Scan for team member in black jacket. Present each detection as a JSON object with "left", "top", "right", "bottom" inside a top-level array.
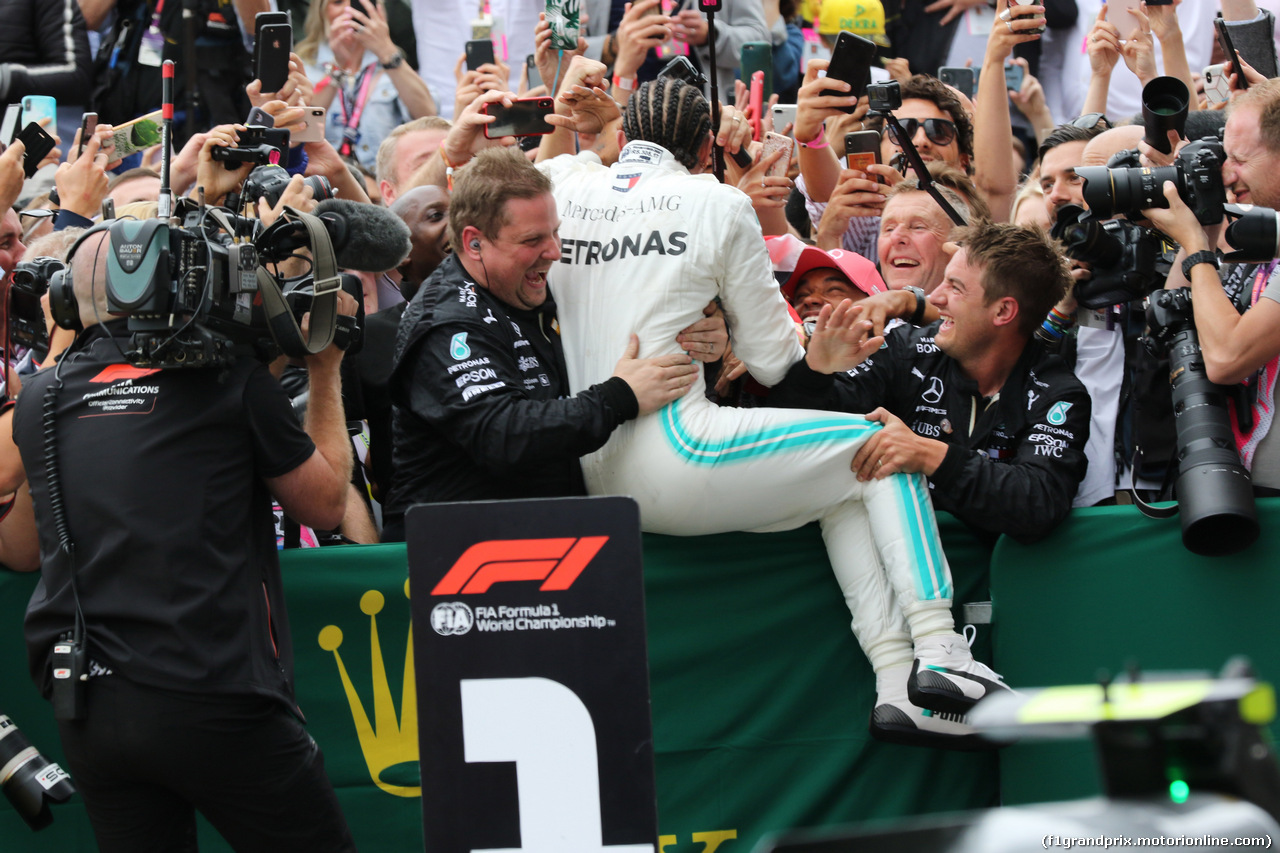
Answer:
[
  {"left": 382, "top": 148, "right": 716, "bottom": 541},
  {"left": 771, "top": 220, "right": 1091, "bottom": 543}
]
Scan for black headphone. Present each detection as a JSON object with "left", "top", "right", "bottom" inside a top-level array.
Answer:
[{"left": 470, "top": 239, "right": 480, "bottom": 250}]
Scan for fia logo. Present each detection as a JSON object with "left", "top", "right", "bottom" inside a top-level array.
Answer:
[
  {"left": 1047, "top": 401, "right": 1073, "bottom": 425},
  {"left": 450, "top": 333, "right": 471, "bottom": 360},
  {"left": 431, "top": 601, "right": 475, "bottom": 636}
]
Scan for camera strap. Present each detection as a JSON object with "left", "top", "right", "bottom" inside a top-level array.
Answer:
[
  {"left": 1127, "top": 444, "right": 1178, "bottom": 519},
  {"left": 254, "top": 208, "right": 340, "bottom": 358}
]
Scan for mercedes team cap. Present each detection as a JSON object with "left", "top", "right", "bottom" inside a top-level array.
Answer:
[{"left": 782, "top": 246, "right": 887, "bottom": 302}]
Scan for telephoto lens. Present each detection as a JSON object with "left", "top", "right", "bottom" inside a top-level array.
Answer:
[
  {"left": 1077, "top": 163, "right": 1176, "bottom": 219},
  {"left": 0, "top": 714, "right": 76, "bottom": 831},
  {"left": 1222, "top": 203, "right": 1280, "bottom": 263},
  {"left": 1145, "top": 290, "right": 1259, "bottom": 556},
  {"left": 1142, "top": 76, "right": 1190, "bottom": 155}
]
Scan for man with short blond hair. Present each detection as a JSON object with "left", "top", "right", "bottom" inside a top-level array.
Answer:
[{"left": 375, "top": 115, "right": 452, "bottom": 203}]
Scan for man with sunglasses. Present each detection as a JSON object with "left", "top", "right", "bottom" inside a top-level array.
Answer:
[{"left": 796, "top": 69, "right": 973, "bottom": 269}]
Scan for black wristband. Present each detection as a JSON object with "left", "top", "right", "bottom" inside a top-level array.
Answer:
[
  {"left": 1181, "top": 250, "right": 1219, "bottom": 280},
  {"left": 904, "top": 286, "right": 926, "bottom": 325}
]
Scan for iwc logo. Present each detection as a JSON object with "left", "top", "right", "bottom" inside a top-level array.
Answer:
[{"left": 431, "top": 601, "right": 474, "bottom": 635}]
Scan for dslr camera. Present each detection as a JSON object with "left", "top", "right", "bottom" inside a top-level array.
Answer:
[
  {"left": 9, "top": 256, "right": 63, "bottom": 356},
  {"left": 1051, "top": 204, "right": 1178, "bottom": 309},
  {"left": 1075, "top": 137, "right": 1228, "bottom": 226}
]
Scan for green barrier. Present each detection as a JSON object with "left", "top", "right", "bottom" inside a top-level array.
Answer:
[
  {"left": 0, "top": 516, "right": 997, "bottom": 851},
  {"left": 993, "top": 498, "right": 1280, "bottom": 807}
]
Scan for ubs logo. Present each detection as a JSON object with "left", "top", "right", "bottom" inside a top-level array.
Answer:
[{"left": 922, "top": 376, "right": 944, "bottom": 404}]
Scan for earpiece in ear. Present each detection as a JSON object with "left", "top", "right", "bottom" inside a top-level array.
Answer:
[{"left": 470, "top": 240, "right": 481, "bottom": 250}]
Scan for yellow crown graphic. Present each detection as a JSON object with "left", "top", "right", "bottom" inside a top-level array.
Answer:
[{"left": 318, "top": 579, "right": 421, "bottom": 798}]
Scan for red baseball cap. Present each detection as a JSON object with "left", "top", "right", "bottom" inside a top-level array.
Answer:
[{"left": 782, "top": 247, "right": 887, "bottom": 303}]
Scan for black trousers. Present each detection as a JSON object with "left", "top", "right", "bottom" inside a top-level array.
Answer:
[{"left": 56, "top": 677, "right": 357, "bottom": 853}]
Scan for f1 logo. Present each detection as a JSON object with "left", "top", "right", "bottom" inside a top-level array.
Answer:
[{"left": 431, "top": 537, "right": 609, "bottom": 595}]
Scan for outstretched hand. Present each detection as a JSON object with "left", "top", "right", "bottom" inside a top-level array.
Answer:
[{"left": 803, "top": 299, "right": 884, "bottom": 375}]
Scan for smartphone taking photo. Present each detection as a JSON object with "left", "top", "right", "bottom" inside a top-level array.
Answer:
[
  {"left": 466, "top": 38, "right": 496, "bottom": 71},
  {"left": 255, "top": 22, "right": 293, "bottom": 92},
  {"left": 821, "top": 32, "right": 877, "bottom": 112},
  {"left": 844, "top": 130, "right": 880, "bottom": 172},
  {"left": 482, "top": 98, "right": 555, "bottom": 138},
  {"left": 76, "top": 112, "right": 98, "bottom": 160}
]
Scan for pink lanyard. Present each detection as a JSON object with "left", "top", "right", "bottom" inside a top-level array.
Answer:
[
  {"left": 337, "top": 63, "right": 378, "bottom": 148},
  {"left": 1251, "top": 260, "right": 1278, "bottom": 308}
]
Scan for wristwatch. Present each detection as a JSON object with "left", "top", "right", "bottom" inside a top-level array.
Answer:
[
  {"left": 1181, "top": 250, "right": 1219, "bottom": 280},
  {"left": 380, "top": 48, "right": 405, "bottom": 70},
  {"left": 903, "top": 286, "right": 927, "bottom": 325}
]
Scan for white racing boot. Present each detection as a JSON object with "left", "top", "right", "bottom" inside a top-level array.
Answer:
[
  {"left": 869, "top": 663, "right": 996, "bottom": 751},
  {"left": 909, "top": 632, "right": 1011, "bottom": 715}
]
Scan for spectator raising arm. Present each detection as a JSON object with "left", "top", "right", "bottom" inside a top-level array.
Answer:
[
  {"left": 1008, "top": 58, "right": 1056, "bottom": 145},
  {"left": 793, "top": 59, "right": 860, "bottom": 206},
  {"left": 1141, "top": 4, "right": 1196, "bottom": 109},
  {"left": 610, "top": 0, "right": 673, "bottom": 103},
  {"left": 1081, "top": 6, "right": 1123, "bottom": 117},
  {"left": 304, "top": 137, "right": 372, "bottom": 204},
  {"left": 347, "top": 0, "right": 436, "bottom": 119},
  {"left": 533, "top": 12, "right": 589, "bottom": 102},
  {"left": 973, "top": 0, "right": 1045, "bottom": 223},
  {"left": 539, "top": 57, "right": 616, "bottom": 163}
]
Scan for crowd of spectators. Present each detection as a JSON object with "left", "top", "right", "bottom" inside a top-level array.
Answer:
[{"left": 3, "top": 0, "right": 1280, "bottom": 844}]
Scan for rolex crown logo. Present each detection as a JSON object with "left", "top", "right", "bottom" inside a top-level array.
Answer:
[{"left": 318, "top": 579, "right": 420, "bottom": 797}]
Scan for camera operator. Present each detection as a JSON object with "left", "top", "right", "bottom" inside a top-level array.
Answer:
[
  {"left": 1141, "top": 79, "right": 1280, "bottom": 492},
  {"left": 6, "top": 221, "right": 361, "bottom": 850}
]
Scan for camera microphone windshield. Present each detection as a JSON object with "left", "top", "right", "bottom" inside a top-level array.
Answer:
[
  {"left": 311, "top": 198, "right": 412, "bottom": 273},
  {"left": 1142, "top": 76, "right": 1189, "bottom": 155},
  {"left": 257, "top": 198, "right": 412, "bottom": 273},
  {"left": 1222, "top": 203, "right": 1280, "bottom": 263}
]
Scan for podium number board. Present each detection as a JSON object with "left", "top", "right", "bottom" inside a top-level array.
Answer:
[{"left": 407, "top": 496, "right": 658, "bottom": 853}]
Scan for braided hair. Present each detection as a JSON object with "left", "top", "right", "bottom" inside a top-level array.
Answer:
[{"left": 621, "top": 78, "right": 713, "bottom": 171}]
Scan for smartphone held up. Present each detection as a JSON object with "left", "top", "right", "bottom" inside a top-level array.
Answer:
[{"left": 483, "top": 98, "right": 555, "bottom": 138}]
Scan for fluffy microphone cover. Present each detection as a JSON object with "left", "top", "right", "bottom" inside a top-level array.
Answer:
[{"left": 313, "top": 198, "right": 412, "bottom": 273}]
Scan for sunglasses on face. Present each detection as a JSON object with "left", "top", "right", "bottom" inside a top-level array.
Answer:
[{"left": 885, "top": 117, "right": 958, "bottom": 148}]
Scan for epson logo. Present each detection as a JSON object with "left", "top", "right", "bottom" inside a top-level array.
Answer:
[{"left": 455, "top": 368, "right": 498, "bottom": 387}]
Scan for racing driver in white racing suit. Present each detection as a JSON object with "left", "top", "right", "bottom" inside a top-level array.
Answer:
[{"left": 541, "top": 77, "right": 1010, "bottom": 748}]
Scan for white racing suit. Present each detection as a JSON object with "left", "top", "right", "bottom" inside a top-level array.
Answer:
[{"left": 541, "top": 144, "right": 961, "bottom": 678}]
